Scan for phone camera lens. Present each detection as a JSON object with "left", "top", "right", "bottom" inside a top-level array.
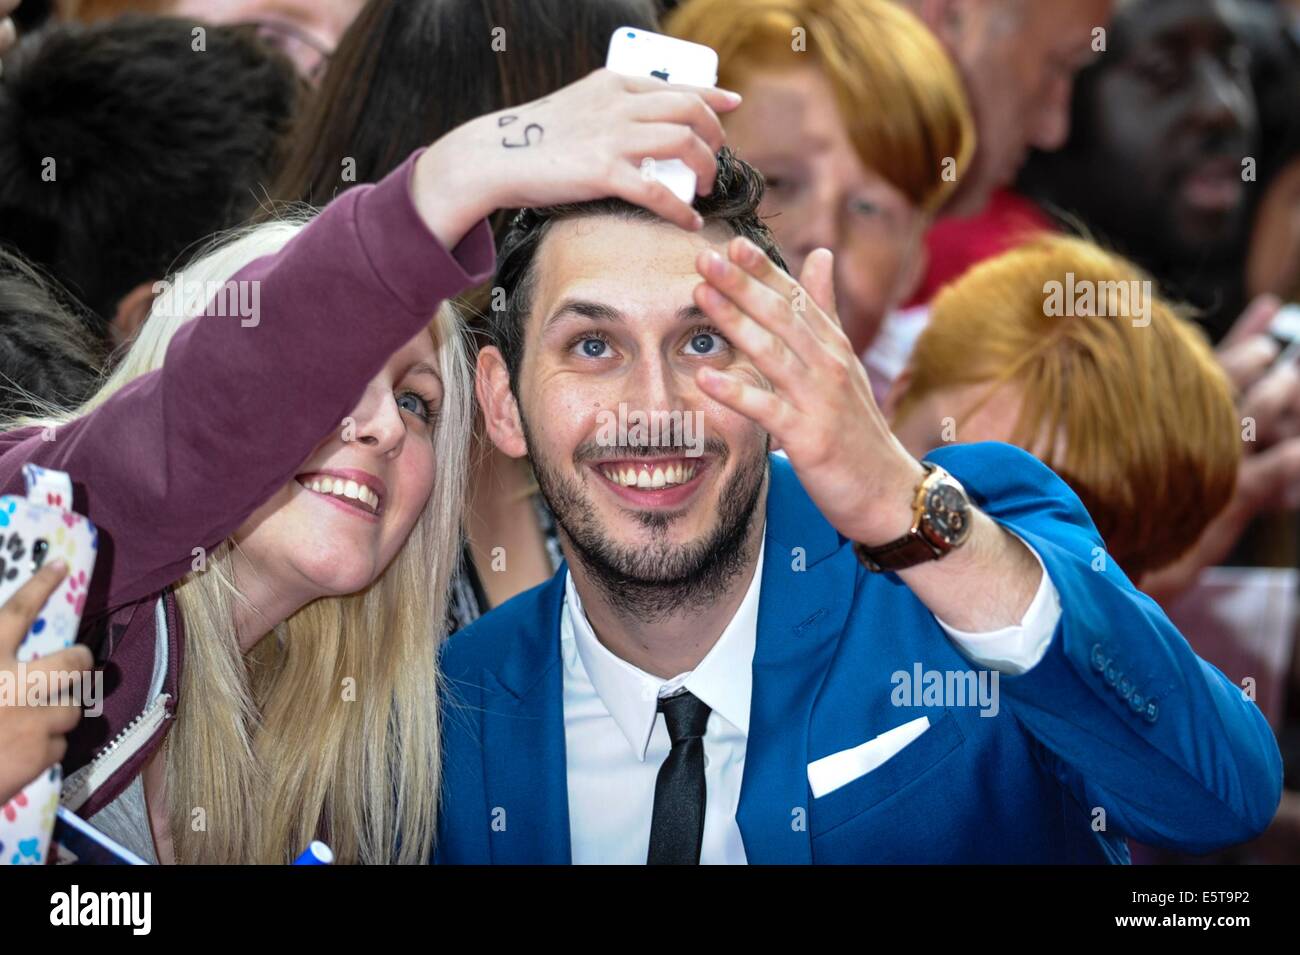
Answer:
[{"left": 31, "top": 539, "right": 49, "bottom": 571}]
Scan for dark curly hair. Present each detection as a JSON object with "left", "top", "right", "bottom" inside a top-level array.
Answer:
[
  {"left": 0, "top": 15, "right": 299, "bottom": 330},
  {"left": 491, "top": 146, "right": 785, "bottom": 393}
]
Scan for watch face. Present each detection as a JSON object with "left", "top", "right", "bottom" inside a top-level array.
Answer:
[{"left": 924, "top": 483, "right": 971, "bottom": 546}]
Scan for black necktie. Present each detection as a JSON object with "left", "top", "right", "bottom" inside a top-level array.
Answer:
[{"left": 647, "top": 689, "right": 712, "bottom": 865}]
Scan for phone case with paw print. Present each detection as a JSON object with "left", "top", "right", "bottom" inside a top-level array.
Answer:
[{"left": 0, "top": 464, "right": 98, "bottom": 865}]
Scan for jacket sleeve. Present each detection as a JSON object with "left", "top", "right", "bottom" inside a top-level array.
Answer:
[
  {"left": 929, "top": 442, "right": 1284, "bottom": 854},
  {"left": 0, "top": 149, "right": 495, "bottom": 619}
]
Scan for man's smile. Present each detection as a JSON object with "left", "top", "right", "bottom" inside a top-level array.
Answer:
[{"left": 589, "top": 455, "right": 711, "bottom": 509}]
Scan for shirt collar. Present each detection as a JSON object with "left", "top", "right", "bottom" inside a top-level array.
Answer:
[{"left": 564, "top": 534, "right": 765, "bottom": 762}]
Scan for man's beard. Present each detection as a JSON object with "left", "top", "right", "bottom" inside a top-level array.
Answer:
[{"left": 522, "top": 418, "right": 768, "bottom": 621}]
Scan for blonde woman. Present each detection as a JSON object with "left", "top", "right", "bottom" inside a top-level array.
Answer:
[{"left": 0, "top": 68, "right": 741, "bottom": 862}]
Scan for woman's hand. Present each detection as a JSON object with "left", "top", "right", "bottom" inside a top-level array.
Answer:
[
  {"left": 0, "top": 560, "right": 91, "bottom": 804},
  {"left": 413, "top": 68, "right": 742, "bottom": 248}
]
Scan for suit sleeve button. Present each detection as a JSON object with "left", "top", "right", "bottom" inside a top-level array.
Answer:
[{"left": 1144, "top": 701, "right": 1159, "bottom": 723}]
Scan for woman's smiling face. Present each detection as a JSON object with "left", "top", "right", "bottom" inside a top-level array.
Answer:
[{"left": 233, "top": 327, "right": 443, "bottom": 600}]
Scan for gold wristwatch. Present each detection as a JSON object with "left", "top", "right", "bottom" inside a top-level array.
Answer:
[{"left": 853, "top": 463, "right": 973, "bottom": 573}]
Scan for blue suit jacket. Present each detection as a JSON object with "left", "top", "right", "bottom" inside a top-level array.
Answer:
[{"left": 436, "top": 443, "right": 1282, "bottom": 863}]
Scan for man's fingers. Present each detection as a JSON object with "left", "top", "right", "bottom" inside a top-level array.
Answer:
[
  {"left": 693, "top": 274, "right": 808, "bottom": 395},
  {"left": 0, "top": 560, "right": 68, "bottom": 658},
  {"left": 695, "top": 367, "right": 793, "bottom": 439},
  {"left": 697, "top": 247, "right": 824, "bottom": 377},
  {"left": 796, "top": 248, "right": 850, "bottom": 343}
]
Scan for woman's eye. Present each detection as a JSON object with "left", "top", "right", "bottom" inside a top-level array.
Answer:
[
  {"left": 849, "top": 197, "right": 882, "bottom": 218},
  {"left": 396, "top": 391, "right": 434, "bottom": 422},
  {"left": 685, "top": 331, "right": 726, "bottom": 356}
]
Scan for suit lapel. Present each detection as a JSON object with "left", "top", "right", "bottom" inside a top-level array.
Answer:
[
  {"left": 737, "top": 456, "right": 855, "bottom": 864},
  {"left": 480, "top": 570, "right": 572, "bottom": 864}
]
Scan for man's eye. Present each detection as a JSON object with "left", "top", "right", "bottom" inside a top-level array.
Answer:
[
  {"left": 1137, "top": 54, "right": 1181, "bottom": 89},
  {"left": 685, "top": 330, "right": 727, "bottom": 356},
  {"left": 574, "top": 336, "right": 613, "bottom": 358}
]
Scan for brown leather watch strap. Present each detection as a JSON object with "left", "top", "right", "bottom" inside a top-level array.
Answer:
[{"left": 853, "top": 534, "right": 942, "bottom": 573}]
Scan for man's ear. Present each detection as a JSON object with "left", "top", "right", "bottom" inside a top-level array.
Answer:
[
  {"left": 476, "top": 346, "right": 528, "bottom": 458},
  {"left": 111, "top": 280, "right": 158, "bottom": 346}
]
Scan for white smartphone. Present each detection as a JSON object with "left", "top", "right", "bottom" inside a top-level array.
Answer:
[{"left": 605, "top": 26, "right": 720, "bottom": 203}]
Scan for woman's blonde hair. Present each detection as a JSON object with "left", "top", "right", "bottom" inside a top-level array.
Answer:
[
  {"left": 667, "top": 0, "right": 975, "bottom": 214},
  {"left": 19, "top": 218, "right": 472, "bottom": 863},
  {"left": 893, "top": 234, "right": 1240, "bottom": 580}
]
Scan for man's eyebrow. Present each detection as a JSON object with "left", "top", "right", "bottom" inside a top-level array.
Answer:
[
  {"left": 543, "top": 299, "right": 708, "bottom": 331},
  {"left": 543, "top": 298, "right": 624, "bottom": 331}
]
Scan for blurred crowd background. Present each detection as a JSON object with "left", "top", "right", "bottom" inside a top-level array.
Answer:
[{"left": 2, "top": 0, "right": 1299, "bottom": 863}]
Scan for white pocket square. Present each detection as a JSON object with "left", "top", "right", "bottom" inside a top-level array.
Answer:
[{"left": 807, "top": 716, "right": 931, "bottom": 798}]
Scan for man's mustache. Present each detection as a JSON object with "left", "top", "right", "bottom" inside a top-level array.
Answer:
[{"left": 573, "top": 436, "right": 730, "bottom": 464}]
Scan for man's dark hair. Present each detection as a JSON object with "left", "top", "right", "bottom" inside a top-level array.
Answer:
[
  {"left": 0, "top": 15, "right": 299, "bottom": 331},
  {"left": 491, "top": 147, "right": 786, "bottom": 393},
  {"left": 0, "top": 249, "right": 108, "bottom": 422}
]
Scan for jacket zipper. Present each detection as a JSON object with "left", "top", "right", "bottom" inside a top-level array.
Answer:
[{"left": 61, "top": 692, "right": 171, "bottom": 812}]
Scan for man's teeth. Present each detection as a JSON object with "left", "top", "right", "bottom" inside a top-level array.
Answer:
[
  {"left": 599, "top": 463, "right": 697, "bottom": 488},
  {"left": 305, "top": 476, "right": 380, "bottom": 512}
]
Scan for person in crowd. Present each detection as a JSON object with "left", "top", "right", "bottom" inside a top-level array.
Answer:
[
  {"left": 0, "top": 249, "right": 107, "bottom": 420},
  {"left": 0, "top": 68, "right": 739, "bottom": 862},
  {"left": 272, "top": 0, "right": 660, "bottom": 626},
  {"left": 1241, "top": 0, "right": 1300, "bottom": 304},
  {"left": 896, "top": 0, "right": 1113, "bottom": 304},
  {"left": 886, "top": 234, "right": 1240, "bottom": 586},
  {"left": 171, "top": 0, "right": 365, "bottom": 82},
  {"left": 1019, "top": 0, "right": 1258, "bottom": 342},
  {"left": 667, "top": 0, "right": 973, "bottom": 373},
  {"left": 434, "top": 148, "right": 1281, "bottom": 864},
  {"left": 0, "top": 15, "right": 299, "bottom": 347}
]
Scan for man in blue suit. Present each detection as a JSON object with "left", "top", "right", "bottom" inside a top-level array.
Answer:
[{"left": 438, "top": 149, "right": 1282, "bottom": 864}]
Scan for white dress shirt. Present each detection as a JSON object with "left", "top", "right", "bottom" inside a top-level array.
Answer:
[{"left": 560, "top": 529, "right": 1061, "bottom": 864}]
